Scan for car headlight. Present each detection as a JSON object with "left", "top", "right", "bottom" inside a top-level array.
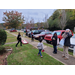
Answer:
[{"left": 36, "top": 36, "right": 39, "bottom": 37}]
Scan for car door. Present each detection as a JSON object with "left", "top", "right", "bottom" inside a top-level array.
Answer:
[
  {"left": 58, "top": 32, "right": 65, "bottom": 40},
  {"left": 70, "top": 30, "right": 74, "bottom": 36}
]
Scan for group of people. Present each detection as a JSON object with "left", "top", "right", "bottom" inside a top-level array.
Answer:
[
  {"left": 36, "top": 28, "right": 72, "bottom": 59},
  {"left": 15, "top": 29, "right": 72, "bottom": 59},
  {"left": 51, "top": 29, "right": 72, "bottom": 60}
]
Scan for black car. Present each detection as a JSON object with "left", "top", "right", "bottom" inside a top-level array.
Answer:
[{"left": 28, "top": 30, "right": 45, "bottom": 38}]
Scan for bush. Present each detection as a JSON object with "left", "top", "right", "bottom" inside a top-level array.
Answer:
[
  {"left": 0, "top": 45, "right": 6, "bottom": 55},
  {"left": 0, "top": 45, "right": 5, "bottom": 51},
  {"left": 0, "top": 29, "right": 7, "bottom": 45}
]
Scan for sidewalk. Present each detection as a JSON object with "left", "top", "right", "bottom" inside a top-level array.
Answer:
[{"left": 7, "top": 31, "right": 75, "bottom": 65}]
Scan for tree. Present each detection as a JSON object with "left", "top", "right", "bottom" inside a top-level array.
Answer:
[
  {"left": 64, "top": 19, "right": 75, "bottom": 31},
  {"left": 30, "top": 17, "right": 34, "bottom": 27},
  {"left": 65, "top": 9, "right": 75, "bottom": 31},
  {"left": 43, "top": 14, "right": 49, "bottom": 28},
  {"left": 59, "top": 9, "right": 67, "bottom": 30},
  {"left": 3, "top": 11, "right": 25, "bottom": 29},
  {"left": 70, "top": 9, "right": 75, "bottom": 20},
  {"left": 47, "top": 9, "right": 75, "bottom": 30},
  {"left": 25, "top": 16, "right": 31, "bottom": 29},
  {"left": 47, "top": 10, "right": 60, "bottom": 31},
  {"left": 52, "top": 10, "right": 59, "bottom": 20}
]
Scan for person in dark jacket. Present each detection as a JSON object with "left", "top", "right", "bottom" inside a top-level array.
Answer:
[
  {"left": 31, "top": 32, "right": 34, "bottom": 41},
  {"left": 52, "top": 32, "right": 57, "bottom": 54},
  {"left": 16, "top": 32, "right": 22, "bottom": 47},
  {"left": 62, "top": 29, "right": 72, "bottom": 60},
  {"left": 26, "top": 29, "right": 27, "bottom": 36}
]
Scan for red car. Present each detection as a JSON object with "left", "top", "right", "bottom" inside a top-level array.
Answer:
[
  {"left": 10, "top": 29, "right": 17, "bottom": 32},
  {"left": 44, "top": 30, "right": 73, "bottom": 43},
  {"left": 34, "top": 31, "right": 52, "bottom": 40}
]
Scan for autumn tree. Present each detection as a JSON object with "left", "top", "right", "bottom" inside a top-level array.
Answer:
[
  {"left": 30, "top": 17, "right": 34, "bottom": 27},
  {"left": 3, "top": 11, "right": 25, "bottom": 29}
]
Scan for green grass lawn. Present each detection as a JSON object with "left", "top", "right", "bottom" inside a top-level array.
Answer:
[
  {"left": 11, "top": 32, "right": 24, "bottom": 37},
  {"left": 5, "top": 43, "right": 64, "bottom": 65},
  {"left": 6, "top": 32, "right": 17, "bottom": 43}
]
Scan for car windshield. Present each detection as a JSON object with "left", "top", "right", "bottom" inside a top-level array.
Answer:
[
  {"left": 32, "top": 30, "right": 38, "bottom": 32},
  {"left": 52, "top": 31, "right": 61, "bottom": 35},
  {"left": 40, "top": 32, "right": 46, "bottom": 34},
  {"left": 32, "top": 30, "right": 35, "bottom": 32}
]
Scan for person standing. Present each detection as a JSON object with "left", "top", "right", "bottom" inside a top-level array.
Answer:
[
  {"left": 62, "top": 29, "right": 72, "bottom": 60},
  {"left": 16, "top": 32, "right": 22, "bottom": 47},
  {"left": 26, "top": 29, "right": 27, "bottom": 36},
  {"left": 52, "top": 32, "right": 58, "bottom": 54},
  {"left": 31, "top": 32, "right": 34, "bottom": 41}
]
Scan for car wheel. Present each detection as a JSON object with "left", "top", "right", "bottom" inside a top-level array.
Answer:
[{"left": 46, "top": 40, "right": 51, "bottom": 44}]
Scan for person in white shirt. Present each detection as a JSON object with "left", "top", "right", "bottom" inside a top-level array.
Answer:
[{"left": 37, "top": 40, "right": 44, "bottom": 58}]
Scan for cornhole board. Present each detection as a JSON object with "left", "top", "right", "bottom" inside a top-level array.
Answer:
[{"left": 22, "top": 40, "right": 28, "bottom": 44}]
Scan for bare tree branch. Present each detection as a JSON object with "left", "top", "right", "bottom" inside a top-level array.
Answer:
[{"left": 59, "top": 9, "right": 67, "bottom": 30}]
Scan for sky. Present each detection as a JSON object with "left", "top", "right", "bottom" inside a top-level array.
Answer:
[{"left": 0, "top": 9, "right": 55, "bottom": 23}]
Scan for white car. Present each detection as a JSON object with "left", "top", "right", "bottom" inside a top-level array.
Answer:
[{"left": 69, "top": 34, "right": 75, "bottom": 50}]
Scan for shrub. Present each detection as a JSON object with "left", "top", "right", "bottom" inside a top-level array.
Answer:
[
  {"left": 0, "top": 45, "right": 5, "bottom": 51},
  {"left": 0, "top": 45, "right": 6, "bottom": 55},
  {"left": 0, "top": 29, "right": 7, "bottom": 45}
]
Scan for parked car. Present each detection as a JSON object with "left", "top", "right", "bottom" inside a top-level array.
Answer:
[
  {"left": 28, "top": 30, "right": 45, "bottom": 38},
  {"left": 69, "top": 34, "right": 75, "bottom": 50},
  {"left": 10, "top": 28, "right": 17, "bottom": 32},
  {"left": 44, "top": 30, "right": 73, "bottom": 43},
  {"left": 34, "top": 31, "right": 52, "bottom": 40}
]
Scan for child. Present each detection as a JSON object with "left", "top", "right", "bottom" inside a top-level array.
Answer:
[
  {"left": 37, "top": 40, "right": 44, "bottom": 57},
  {"left": 16, "top": 32, "right": 22, "bottom": 47},
  {"left": 52, "top": 32, "right": 57, "bottom": 54}
]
